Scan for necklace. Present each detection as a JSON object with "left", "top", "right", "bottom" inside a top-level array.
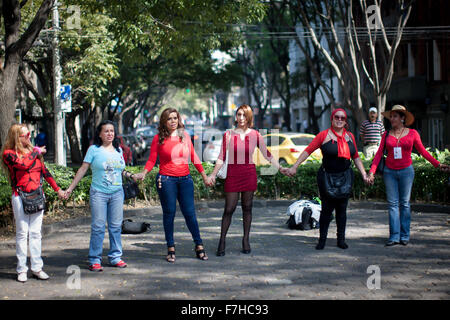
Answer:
[{"left": 392, "top": 127, "right": 405, "bottom": 147}]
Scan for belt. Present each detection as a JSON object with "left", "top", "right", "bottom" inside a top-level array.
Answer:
[{"left": 364, "top": 143, "right": 379, "bottom": 146}]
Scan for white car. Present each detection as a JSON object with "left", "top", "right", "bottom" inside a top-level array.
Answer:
[{"left": 202, "top": 130, "right": 224, "bottom": 163}]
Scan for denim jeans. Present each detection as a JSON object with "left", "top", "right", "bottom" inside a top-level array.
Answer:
[
  {"left": 156, "top": 174, "right": 203, "bottom": 247},
  {"left": 89, "top": 188, "right": 124, "bottom": 265},
  {"left": 12, "top": 195, "right": 44, "bottom": 274},
  {"left": 383, "top": 165, "right": 415, "bottom": 242}
]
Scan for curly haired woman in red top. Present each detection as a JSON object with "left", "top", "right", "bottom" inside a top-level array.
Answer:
[
  {"left": 1, "top": 124, "right": 64, "bottom": 283},
  {"left": 282, "top": 109, "right": 370, "bottom": 250},
  {"left": 134, "top": 108, "right": 210, "bottom": 263}
]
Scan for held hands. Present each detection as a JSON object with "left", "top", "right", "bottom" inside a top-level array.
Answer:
[
  {"left": 365, "top": 172, "right": 375, "bottom": 185},
  {"left": 61, "top": 188, "right": 73, "bottom": 200},
  {"left": 133, "top": 172, "right": 146, "bottom": 181},
  {"left": 280, "top": 166, "right": 297, "bottom": 177},
  {"left": 439, "top": 163, "right": 450, "bottom": 172},
  {"left": 57, "top": 189, "right": 66, "bottom": 199},
  {"left": 203, "top": 174, "right": 216, "bottom": 187}
]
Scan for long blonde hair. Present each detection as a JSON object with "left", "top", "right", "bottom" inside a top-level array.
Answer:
[{"left": 1, "top": 124, "right": 39, "bottom": 182}]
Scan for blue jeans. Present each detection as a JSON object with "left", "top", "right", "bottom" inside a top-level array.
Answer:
[
  {"left": 156, "top": 174, "right": 203, "bottom": 247},
  {"left": 89, "top": 188, "right": 124, "bottom": 265},
  {"left": 383, "top": 165, "right": 415, "bottom": 242}
]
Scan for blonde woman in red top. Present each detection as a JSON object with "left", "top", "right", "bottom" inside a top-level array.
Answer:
[
  {"left": 208, "top": 105, "right": 281, "bottom": 256},
  {"left": 135, "top": 108, "right": 210, "bottom": 263},
  {"left": 1, "top": 124, "right": 65, "bottom": 282},
  {"left": 369, "top": 105, "right": 449, "bottom": 246}
]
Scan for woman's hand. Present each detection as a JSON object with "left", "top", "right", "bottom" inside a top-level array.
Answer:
[
  {"left": 366, "top": 172, "right": 375, "bottom": 185},
  {"left": 208, "top": 174, "right": 216, "bottom": 186},
  {"left": 282, "top": 166, "right": 297, "bottom": 177},
  {"left": 57, "top": 189, "right": 66, "bottom": 199},
  {"left": 439, "top": 163, "right": 450, "bottom": 172},
  {"left": 64, "top": 188, "right": 73, "bottom": 200},
  {"left": 133, "top": 172, "right": 146, "bottom": 181}
]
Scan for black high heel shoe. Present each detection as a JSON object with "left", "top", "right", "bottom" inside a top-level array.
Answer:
[
  {"left": 241, "top": 239, "right": 251, "bottom": 254},
  {"left": 216, "top": 239, "right": 226, "bottom": 256}
]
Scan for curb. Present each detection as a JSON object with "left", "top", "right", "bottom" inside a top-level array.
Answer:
[{"left": 0, "top": 200, "right": 448, "bottom": 249}]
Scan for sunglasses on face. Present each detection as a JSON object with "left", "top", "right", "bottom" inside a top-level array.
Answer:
[
  {"left": 20, "top": 132, "right": 31, "bottom": 139},
  {"left": 334, "top": 115, "right": 346, "bottom": 121}
]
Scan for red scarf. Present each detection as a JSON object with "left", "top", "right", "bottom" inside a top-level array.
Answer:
[{"left": 330, "top": 108, "right": 350, "bottom": 159}]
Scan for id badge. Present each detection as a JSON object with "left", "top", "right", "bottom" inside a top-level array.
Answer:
[{"left": 393, "top": 147, "right": 402, "bottom": 159}]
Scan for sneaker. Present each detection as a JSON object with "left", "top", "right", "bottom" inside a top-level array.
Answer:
[
  {"left": 89, "top": 263, "right": 103, "bottom": 272},
  {"left": 17, "top": 272, "right": 27, "bottom": 283},
  {"left": 32, "top": 270, "right": 49, "bottom": 280},
  {"left": 111, "top": 260, "right": 127, "bottom": 268}
]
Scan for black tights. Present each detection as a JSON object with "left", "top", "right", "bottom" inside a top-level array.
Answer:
[{"left": 217, "top": 191, "right": 254, "bottom": 251}]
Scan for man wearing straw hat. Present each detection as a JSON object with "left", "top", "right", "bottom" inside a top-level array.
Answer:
[{"left": 359, "top": 107, "right": 385, "bottom": 159}]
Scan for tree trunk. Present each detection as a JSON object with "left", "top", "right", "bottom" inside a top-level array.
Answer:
[
  {"left": 0, "top": 0, "right": 55, "bottom": 145},
  {"left": 0, "top": 64, "right": 20, "bottom": 144},
  {"left": 65, "top": 112, "right": 83, "bottom": 164}
]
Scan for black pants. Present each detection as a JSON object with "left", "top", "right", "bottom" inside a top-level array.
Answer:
[{"left": 317, "top": 169, "right": 349, "bottom": 241}]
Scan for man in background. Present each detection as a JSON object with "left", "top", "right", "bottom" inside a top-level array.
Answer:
[{"left": 359, "top": 107, "right": 385, "bottom": 159}]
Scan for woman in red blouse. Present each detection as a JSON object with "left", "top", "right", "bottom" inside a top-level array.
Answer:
[
  {"left": 208, "top": 105, "right": 281, "bottom": 256},
  {"left": 1, "top": 124, "right": 64, "bottom": 282},
  {"left": 282, "top": 109, "right": 370, "bottom": 250},
  {"left": 369, "top": 105, "right": 449, "bottom": 246},
  {"left": 135, "top": 108, "right": 210, "bottom": 263}
]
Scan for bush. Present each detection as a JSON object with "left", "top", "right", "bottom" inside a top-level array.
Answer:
[{"left": 0, "top": 152, "right": 448, "bottom": 214}]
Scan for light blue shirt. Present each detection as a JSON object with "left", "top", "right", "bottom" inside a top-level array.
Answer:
[{"left": 83, "top": 145, "right": 125, "bottom": 194}]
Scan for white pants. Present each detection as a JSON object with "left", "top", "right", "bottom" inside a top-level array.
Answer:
[
  {"left": 11, "top": 195, "right": 44, "bottom": 274},
  {"left": 363, "top": 144, "right": 379, "bottom": 159}
]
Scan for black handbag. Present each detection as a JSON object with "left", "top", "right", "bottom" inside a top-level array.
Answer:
[
  {"left": 122, "top": 174, "right": 140, "bottom": 201},
  {"left": 372, "top": 132, "right": 387, "bottom": 176},
  {"left": 18, "top": 186, "right": 46, "bottom": 215},
  {"left": 321, "top": 166, "right": 354, "bottom": 199},
  {"left": 121, "top": 219, "right": 151, "bottom": 234}
]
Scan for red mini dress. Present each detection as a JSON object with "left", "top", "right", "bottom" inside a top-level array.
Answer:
[{"left": 218, "top": 129, "right": 272, "bottom": 193}]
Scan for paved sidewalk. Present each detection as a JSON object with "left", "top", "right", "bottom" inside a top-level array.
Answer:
[{"left": 0, "top": 200, "right": 448, "bottom": 300}]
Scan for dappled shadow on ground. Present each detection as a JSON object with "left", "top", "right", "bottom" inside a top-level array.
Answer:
[{"left": 0, "top": 206, "right": 448, "bottom": 300}]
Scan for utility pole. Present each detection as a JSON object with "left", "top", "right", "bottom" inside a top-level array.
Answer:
[{"left": 52, "top": 0, "right": 66, "bottom": 166}]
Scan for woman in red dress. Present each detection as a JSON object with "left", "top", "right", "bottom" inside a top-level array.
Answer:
[{"left": 209, "top": 105, "right": 281, "bottom": 256}]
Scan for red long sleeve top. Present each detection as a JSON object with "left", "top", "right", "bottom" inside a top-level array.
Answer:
[
  {"left": 218, "top": 129, "right": 272, "bottom": 165},
  {"left": 144, "top": 132, "right": 204, "bottom": 176},
  {"left": 370, "top": 129, "right": 440, "bottom": 174},
  {"left": 3, "top": 149, "right": 60, "bottom": 196}
]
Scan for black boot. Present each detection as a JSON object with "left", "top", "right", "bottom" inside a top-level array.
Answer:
[
  {"left": 316, "top": 238, "right": 326, "bottom": 250},
  {"left": 337, "top": 233, "right": 348, "bottom": 249}
]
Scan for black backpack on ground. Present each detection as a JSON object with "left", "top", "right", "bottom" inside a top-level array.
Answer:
[
  {"left": 286, "top": 207, "right": 318, "bottom": 230},
  {"left": 121, "top": 219, "right": 151, "bottom": 234}
]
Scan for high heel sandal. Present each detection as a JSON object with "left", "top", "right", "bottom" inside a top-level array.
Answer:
[
  {"left": 195, "top": 245, "right": 208, "bottom": 261},
  {"left": 166, "top": 247, "right": 176, "bottom": 263}
]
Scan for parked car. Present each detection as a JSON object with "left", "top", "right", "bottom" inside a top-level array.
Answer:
[
  {"left": 202, "top": 129, "right": 224, "bottom": 163},
  {"left": 253, "top": 132, "right": 322, "bottom": 166},
  {"left": 135, "top": 126, "right": 158, "bottom": 149}
]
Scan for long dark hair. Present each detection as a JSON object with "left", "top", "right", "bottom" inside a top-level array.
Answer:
[
  {"left": 94, "top": 120, "right": 121, "bottom": 152},
  {"left": 158, "top": 108, "right": 185, "bottom": 144}
]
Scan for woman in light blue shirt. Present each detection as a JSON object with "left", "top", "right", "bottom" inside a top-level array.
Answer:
[{"left": 66, "top": 120, "right": 134, "bottom": 271}]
